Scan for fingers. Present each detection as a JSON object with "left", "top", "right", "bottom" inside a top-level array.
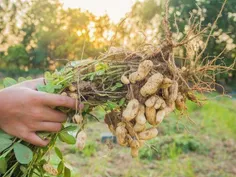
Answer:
[
  {"left": 38, "top": 92, "right": 77, "bottom": 109},
  {"left": 37, "top": 122, "right": 62, "bottom": 132},
  {"left": 22, "top": 78, "right": 45, "bottom": 90},
  {"left": 40, "top": 107, "right": 67, "bottom": 123},
  {"left": 23, "top": 132, "right": 49, "bottom": 147}
]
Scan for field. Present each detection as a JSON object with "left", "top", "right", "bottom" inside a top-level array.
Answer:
[
  {"left": 48, "top": 94, "right": 236, "bottom": 177},
  {"left": 1, "top": 80, "right": 235, "bottom": 177}
]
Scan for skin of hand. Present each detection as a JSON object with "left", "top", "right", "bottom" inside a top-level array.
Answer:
[{"left": 0, "top": 78, "right": 77, "bottom": 147}]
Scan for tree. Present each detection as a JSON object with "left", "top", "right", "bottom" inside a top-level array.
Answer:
[
  {"left": 118, "top": 0, "right": 235, "bottom": 86},
  {"left": 4, "top": 44, "right": 29, "bottom": 69},
  {"left": 0, "top": 0, "right": 113, "bottom": 75}
]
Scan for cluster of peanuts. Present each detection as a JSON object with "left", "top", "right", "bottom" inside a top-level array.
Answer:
[
  {"left": 61, "top": 60, "right": 186, "bottom": 157},
  {"left": 109, "top": 60, "right": 186, "bottom": 157}
]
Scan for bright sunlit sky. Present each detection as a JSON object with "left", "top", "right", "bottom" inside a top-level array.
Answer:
[{"left": 60, "top": 0, "right": 142, "bottom": 23}]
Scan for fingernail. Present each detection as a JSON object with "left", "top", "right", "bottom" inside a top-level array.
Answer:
[{"left": 78, "top": 103, "right": 84, "bottom": 110}]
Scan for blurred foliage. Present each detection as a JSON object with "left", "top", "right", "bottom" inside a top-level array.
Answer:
[
  {"left": 116, "top": 0, "right": 235, "bottom": 87},
  {"left": 0, "top": 0, "right": 112, "bottom": 76},
  {"left": 0, "top": 0, "right": 235, "bottom": 88},
  {"left": 80, "top": 142, "right": 97, "bottom": 157},
  {"left": 139, "top": 135, "right": 208, "bottom": 160}
]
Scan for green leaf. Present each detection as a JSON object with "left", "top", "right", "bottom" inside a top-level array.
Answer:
[
  {"left": 95, "top": 63, "right": 109, "bottom": 71},
  {"left": 37, "top": 83, "right": 62, "bottom": 93},
  {"left": 18, "top": 77, "right": 27, "bottom": 83},
  {"left": 119, "top": 98, "right": 126, "bottom": 106},
  {"left": 58, "top": 132, "right": 76, "bottom": 145},
  {"left": 0, "top": 138, "right": 12, "bottom": 153},
  {"left": 13, "top": 143, "right": 33, "bottom": 164},
  {"left": 0, "top": 130, "right": 13, "bottom": 139},
  {"left": 45, "top": 83, "right": 55, "bottom": 93},
  {"left": 89, "top": 73, "right": 95, "bottom": 81},
  {"left": 96, "top": 69, "right": 105, "bottom": 76},
  {"left": 44, "top": 71, "right": 52, "bottom": 81},
  {"left": 111, "top": 82, "right": 123, "bottom": 91},
  {"left": 54, "top": 147, "right": 63, "bottom": 160},
  {"left": 45, "top": 83, "right": 62, "bottom": 93},
  {"left": 64, "top": 166, "right": 71, "bottom": 177},
  {"left": 61, "top": 125, "right": 78, "bottom": 133},
  {"left": 0, "top": 157, "right": 7, "bottom": 174},
  {"left": 90, "top": 106, "right": 106, "bottom": 120},
  {"left": 57, "top": 161, "right": 64, "bottom": 175},
  {"left": 115, "top": 82, "right": 123, "bottom": 88},
  {"left": 106, "top": 101, "right": 119, "bottom": 110},
  {"left": 36, "top": 85, "right": 47, "bottom": 92},
  {"left": 3, "top": 77, "right": 17, "bottom": 87}
]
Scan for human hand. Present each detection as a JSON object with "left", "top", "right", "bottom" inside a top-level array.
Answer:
[{"left": 0, "top": 78, "right": 76, "bottom": 146}]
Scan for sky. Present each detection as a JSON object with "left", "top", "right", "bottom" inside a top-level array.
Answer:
[{"left": 60, "top": 0, "right": 141, "bottom": 23}]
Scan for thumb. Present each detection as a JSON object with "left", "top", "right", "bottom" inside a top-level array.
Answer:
[{"left": 20, "top": 78, "right": 45, "bottom": 90}]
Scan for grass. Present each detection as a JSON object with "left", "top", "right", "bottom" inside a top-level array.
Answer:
[{"left": 47, "top": 94, "right": 236, "bottom": 177}]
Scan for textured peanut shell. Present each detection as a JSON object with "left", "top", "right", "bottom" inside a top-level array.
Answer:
[
  {"left": 175, "top": 93, "right": 187, "bottom": 111},
  {"left": 73, "top": 114, "right": 83, "bottom": 124},
  {"left": 138, "top": 128, "right": 158, "bottom": 140},
  {"left": 145, "top": 95, "right": 158, "bottom": 108},
  {"left": 168, "top": 81, "right": 178, "bottom": 104},
  {"left": 134, "top": 123, "right": 146, "bottom": 132},
  {"left": 161, "top": 78, "right": 173, "bottom": 88},
  {"left": 129, "top": 60, "right": 153, "bottom": 84},
  {"left": 146, "top": 107, "right": 157, "bottom": 125},
  {"left": 122, "top": 99, "right": 140, "bottom": 121},
  {"left": 140, "top": 73, "right": 163, "bottom": 97},
  {"left": 116, "top": 125, "right": 127, "bottom": 146},
  {"left": 121, "top": 75, "right": 130, "bottom": 85},
  {"left": 135, "top": 105, "right": 146, "bottom": 125},
  {"left": 76, "top": 130, "right": 87, "bottom": 151},
  {"left": 156, "top": 109, "right": 166, "bottom": 124},
  {"left": 154, "top": 97, "right": 165, "bottom": 109}
]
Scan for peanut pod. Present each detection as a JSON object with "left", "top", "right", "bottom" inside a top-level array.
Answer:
[
  {"left": 134, "top": 123, "right": 146, "bottom": 132},
  {"left": 146, "top": 106, "right": 157, "bottom": 125},
  {"left": 135, "top": 104, "right": 146, "bottom": 125},
  {"left": 116, "top": 124, "right": 128, "bottom": 146},
  {"left": 122, "top": 99, "right": 140, "bottom": 121},
  {"left": 145, "top": 95, "right": 158, "bottom": 108},
  {"left": 69, "top": 84, "right": 77, "bottom": 92},
  {"left": 76, "top": 130, "right": 87, "bottom": 151},
  {"left": 156, "top": 109, "right": 166, "bottom": 125},
  {"left": 175, "top": 93, "right": 187, "bottom": 111},
  {"left": 129, "top": 60, "right": 153, "bottom": 84},
  {"left": 154, "top": 96, "right": 165, "bottom": 109},
  {"left": 161, "top": 77, "right": 173, "bottom": 88},
  {"left": 140, "top": 73, "right": 163, "bottom": 97},
  {"left": 73, "top": 113, "right": 83, "bottom": 125},
  {"left": 138, "top": 128, "right": 158, "bottom": 140},
  {"left": 168, "top": 80, "right": 178, "bottom": 104},
  {"left": 121, "top": 75, "right": 130, "bottom": 85}
]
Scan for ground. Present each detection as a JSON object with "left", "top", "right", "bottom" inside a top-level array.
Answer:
[{"left": 48, "top": 93, "right": 236, "bottom": 177}]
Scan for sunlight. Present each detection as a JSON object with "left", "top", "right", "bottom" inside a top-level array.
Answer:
[
  {"left": 103, "top": 30, "right": 115, "bottom": 41},
  {"left": 76, "top": 30, "right": 82, "bottom": 37},
  {"left": 88, "top": 22, "right": 96, "bottom": 41},
  {"left": 60, "top": 0, "right": 136, "bottom": 23}
]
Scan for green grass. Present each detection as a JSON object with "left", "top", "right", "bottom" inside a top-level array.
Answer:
[{"left": 48, "top": 95, "right": 236, "bottom": 177}]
